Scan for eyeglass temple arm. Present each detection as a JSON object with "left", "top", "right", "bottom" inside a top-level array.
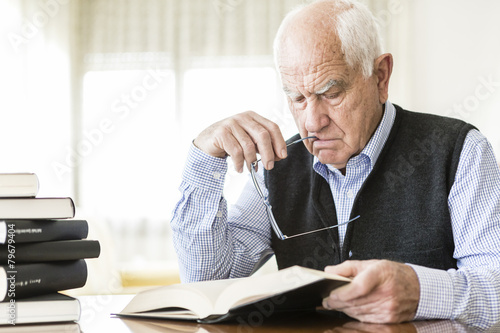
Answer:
[
  {"left": 264, "top": 204, "right": 286, "bottom": 240},
  {"left": 250, "top": 160, "right": 286, "bottom": 240},
  {"left": 283, "top": 215, "right": 361, "bottom": 240}
]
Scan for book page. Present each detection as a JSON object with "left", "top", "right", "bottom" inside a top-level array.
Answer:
[
  {"left": 213, "top": 266, "right": 350, "bottom": 313},
  {"left": 121, "top": 278, "right": 241, "bottom": 319}
]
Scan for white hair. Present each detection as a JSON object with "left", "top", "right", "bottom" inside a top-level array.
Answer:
[{"left": 274, "top": 0, "right": 383, "bottom": 78}]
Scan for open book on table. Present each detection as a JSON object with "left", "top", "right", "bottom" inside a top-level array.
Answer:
[{"left": 117, "top": 265, "right": 350, "bottom": 323}]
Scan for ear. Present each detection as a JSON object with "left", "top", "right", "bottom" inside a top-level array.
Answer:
[{"left": 374, "top": 53, "right": 393, "bottom": 104}]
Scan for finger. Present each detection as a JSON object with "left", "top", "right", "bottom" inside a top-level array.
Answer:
[
  {"left": 325, "top": 261, "right": 381, "bottom": 301},
  {"left": 249, "top": 126, "right": 275, "bottom": 170},
  {"left": 325, "top": 260, "right": 364, "bottom": 277},
  {"left": 214, "top": 132, "right": 247, "bottom": 173},
  {"left": 236, "top": 113, "right": 281, "bottom": 170},
  {"left": 223, "top": 119, "right": 260, "bottom": 172},
  {"left": 332, "top": 270, "right": 381, "bottom": 303},
  {"left": 249, "top": 113, "right": 287, "bottom": 160},
  {"left": 211, "top": 118, "right": 257, "bottom": 173},
  {"left": 324, "top": 290, "right": 385, "bottom": 314},
  {"left": 323, "top": 295, "right": 388, "bottom": 324},
  {"left": 336, "top": 299, "right": 413, "bottom": 324}
]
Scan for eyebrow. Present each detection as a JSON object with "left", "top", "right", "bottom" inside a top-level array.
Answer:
[
  {"left": 314, "top": 79, "right": 342, "bottom": 95},
  {"left": 283, "top": 86, "right": 302, "bottom": 99},
  {"left": 283, "top": 79, "right": 344, "bottom": 99}
]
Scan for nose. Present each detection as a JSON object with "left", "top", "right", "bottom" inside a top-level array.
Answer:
[{"left": 304, "top": 98, "right": 330, "bottom": 134}]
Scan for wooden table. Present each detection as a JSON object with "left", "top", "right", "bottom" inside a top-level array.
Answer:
[
  {"left": 76, "top": 295, "right": 495, "bottom": 333},
  {"left": 0, "top": 295, "right": 495, "bottom": 332}
]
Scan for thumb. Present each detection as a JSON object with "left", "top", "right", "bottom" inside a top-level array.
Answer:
[{"left": 325, "top": 260, "right": 364, "bottom": 278}]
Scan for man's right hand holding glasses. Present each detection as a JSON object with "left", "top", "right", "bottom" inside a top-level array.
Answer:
[{"left": 193, "top": 111, "right": 288, "bottom": 173}]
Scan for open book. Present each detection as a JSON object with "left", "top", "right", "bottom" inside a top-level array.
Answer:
[{"left": 117, "top": 265, "right": 350, "bottom": 323}]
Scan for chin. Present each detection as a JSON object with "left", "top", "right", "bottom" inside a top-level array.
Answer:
[{"left": 315, "top": 151, "right": 348, "bottom": 168}]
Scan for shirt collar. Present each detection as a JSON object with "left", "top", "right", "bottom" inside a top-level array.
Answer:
[{"left": 313, "top": 101, "right": 396, "bottom": 173}]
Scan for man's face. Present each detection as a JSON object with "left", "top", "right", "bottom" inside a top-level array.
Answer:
[{"left": 278, "top": 34, "right": 384, "bottom": 170}]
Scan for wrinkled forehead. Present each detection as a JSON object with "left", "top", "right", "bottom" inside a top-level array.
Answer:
[
  {"left": 277, "top": 39, "right": 345, "bottom": 72},
  {"left": 276, "top": 30, "right": 351, "bottom": 92}
]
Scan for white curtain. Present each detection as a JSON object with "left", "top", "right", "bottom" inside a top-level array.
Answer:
[{"left": 80, "top": 0, "right": 301, "bottom": 61}]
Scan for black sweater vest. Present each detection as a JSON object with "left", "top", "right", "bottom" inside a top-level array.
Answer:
[{"left": 264, "top": 105, "right": 475, "bottom": 271}]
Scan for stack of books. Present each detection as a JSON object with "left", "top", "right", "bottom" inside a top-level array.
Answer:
[{"left": 0, "top": 173, "right": 100, "bottom": 325}]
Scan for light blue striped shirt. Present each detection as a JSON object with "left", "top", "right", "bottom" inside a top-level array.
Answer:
[{"left": 171, "top": 101, "right": 500, "bottom": 328}]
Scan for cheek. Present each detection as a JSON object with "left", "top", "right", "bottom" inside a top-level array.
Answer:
[
  {"left": 335, "top": 94, "right": 367, "bottom": 130},
  {"left": 289, "top": 102, "right": 305, "bottom": 131}
]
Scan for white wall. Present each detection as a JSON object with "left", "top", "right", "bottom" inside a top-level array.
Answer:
[{"left": 388, "top": 0, "right": 500, "bottom": 159}]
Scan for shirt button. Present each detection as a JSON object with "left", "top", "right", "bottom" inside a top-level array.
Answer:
[
  {"left": 213, "top": 171, "right": 221, "bottom": 179},
  {"left": 216, "top": 211, "right": 223, "bottom": 218},
  {"left": 346, "top": 189, "right": 354, "bottom": 198}
]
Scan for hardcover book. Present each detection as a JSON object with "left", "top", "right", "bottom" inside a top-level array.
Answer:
[
  {"left": 0, "top": 173, "right": 39, "bottom": 198},
  {"left": 0, "top": 240, "right": 100, "bottom": 263},
  {"left": 117, "top": 265, "right": 350, "bottom": 323},
  {"left": 0, "top": 293, "right": 80, "bottom": 325},
  {"left": 0, "top": 198, "right": 75, "bottom": 219},
  {"left": 0, "top": 219, "right": 89, "bottom": 244},
  {"left": 0, "top": 260, "right": 88, "bottom": 301}
]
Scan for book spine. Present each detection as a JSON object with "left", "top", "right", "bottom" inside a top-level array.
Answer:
[
  {"left": 0, "top": 220, "right": 89, "bottom": 244},
  {"left": 0, "top": 240, "right": 100, "bottom": 264},
  {"left": 1, "top": 260, "right": 88, "bottom": 301}
]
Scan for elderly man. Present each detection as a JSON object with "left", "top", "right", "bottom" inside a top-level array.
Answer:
[{"left": 171, "top": 0, "right": 500, "bottom": 326}]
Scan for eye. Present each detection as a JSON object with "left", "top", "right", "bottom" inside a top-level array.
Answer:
[
  {"left": 320, "top": 88, "right": 345, "bottom": 106},
  {"left": 324, "top": 92, "right": 340, "bottom": 99},
  {"left": 291, "top": 95, "right": 306, "bottom": 104}
]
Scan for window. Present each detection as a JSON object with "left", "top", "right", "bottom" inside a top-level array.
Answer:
[
  {"left": 79, "top": 64, "right": 296, "bottom": 268},
  {"left": 81, "top": 69, "right": 176, "bottom": 220}
]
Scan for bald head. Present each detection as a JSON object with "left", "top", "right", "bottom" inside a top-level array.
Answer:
[{"left": 274, "top": 0, "right": 382, "bottom": 79}]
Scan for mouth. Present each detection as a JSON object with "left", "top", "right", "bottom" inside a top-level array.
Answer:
[
  {"left": 310, "top": 136, "right": 334, "bottom": 142},
  {"left": 310, "top": 137, "right": 341, "bottom": 148},
  {"left": 305, "top": 136, "right": 319, "bottom": 146}
]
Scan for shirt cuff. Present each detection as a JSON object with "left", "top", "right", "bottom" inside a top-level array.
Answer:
[
  {"left": 182, "top": 143, "right": 228, "bottom": 192},
  {"left": 408, "top": 264, "right": 454, "bottom": 320}
]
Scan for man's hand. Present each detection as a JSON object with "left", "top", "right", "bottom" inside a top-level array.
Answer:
[
  {"left": 322, "top": 260, "right": 420, "bottom": 323},
  {"left": 193, "top": 111, "right": 287, "bottom": 172}
]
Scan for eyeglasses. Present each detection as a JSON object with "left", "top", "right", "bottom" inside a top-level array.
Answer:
[{"left": 250, "top": 136, "right": 360, "bottom": 240}]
